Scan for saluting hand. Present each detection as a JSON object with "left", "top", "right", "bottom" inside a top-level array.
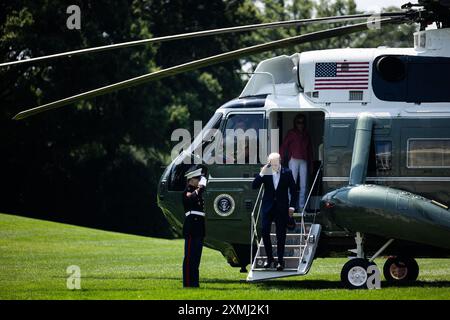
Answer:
[
  {"left": 288, "top": 208, "right": 295, "bottom": 217},
  {"left": 198, "top": 176, "right": 207, "bottom": 188},
  {"left": 260, "top": 162, "right": 270, "bottom": 175}
]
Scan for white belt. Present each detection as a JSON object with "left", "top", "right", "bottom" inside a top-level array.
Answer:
[{"left": 185, "top": 210, "right": 205, "bottom": 217}]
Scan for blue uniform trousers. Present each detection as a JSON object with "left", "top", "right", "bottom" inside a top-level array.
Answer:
[{"left": 183, "top": 235, "right": 203, "bottom": 287}]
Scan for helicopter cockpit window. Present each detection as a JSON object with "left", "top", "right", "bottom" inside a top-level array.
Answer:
[
  {"left": 407, "top": 139, "right": 450, "bottom": 168},
  {"left": 167, "top": 113, "right": 222, "bottom": 191},
  {"left": 191, "top": 112, "right": 223, "bottom": 152},
  {"left": 223, "top": 114, "right": 264, "bottom": 164}
]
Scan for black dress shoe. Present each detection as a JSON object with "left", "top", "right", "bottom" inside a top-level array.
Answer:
[
  {"left": 276, "top": 261, "right": 284, "bottom": 271},
  {"left": 263, "top": 259, "right": 274, "bottom": 269}
]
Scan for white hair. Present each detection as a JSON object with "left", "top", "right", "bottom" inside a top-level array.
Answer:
[{"left": 267, "top": 152, "right": 281, "bottom": 162}]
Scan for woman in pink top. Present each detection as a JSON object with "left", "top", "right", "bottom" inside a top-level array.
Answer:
[{"left": 279, "top": 114, "right": 313, "bottom": 210}]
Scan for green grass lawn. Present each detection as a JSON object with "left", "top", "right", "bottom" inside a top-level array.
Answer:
[{"left": 1, "top": 213, "right": 450, "bottom": 300}]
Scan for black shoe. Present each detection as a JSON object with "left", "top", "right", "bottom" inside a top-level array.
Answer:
[
  {"left": 263, "top": 259, "right": 274, "bottom": 269},
  {"left": 276, "top": 261, "right": 285, "bottom": 271}
]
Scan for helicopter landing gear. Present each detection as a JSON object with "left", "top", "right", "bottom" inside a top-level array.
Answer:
[
  {"left": 341, "top": 232, "right": 373, "bottom": 289},
  {"left": 341, "top": 258, "right": 376, "bottom": 289},
  {"left": 383, "top": 256, "right": 419, "bottom": 284},
  {"left": 341, "top": 233, "right": 394, "bottom": 289}
]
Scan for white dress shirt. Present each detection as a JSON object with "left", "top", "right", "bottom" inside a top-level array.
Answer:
[
  {"left": 259, "top": 168, "right": 295, "bottom": 212},
  {"left": 272, "top": 169, "right": 280, "bottom": 190},
  {"left": 259, "top": 168, "right": 280, "bottom": 189}
]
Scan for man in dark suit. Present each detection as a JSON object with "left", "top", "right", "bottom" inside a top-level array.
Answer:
[{"left": 252, "top": 152, "right": 297, "bottom": 271}]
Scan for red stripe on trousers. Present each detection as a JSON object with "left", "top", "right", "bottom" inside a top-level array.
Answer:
[{"left": 186, "top": 235, "right": 191, "bottom": 287}]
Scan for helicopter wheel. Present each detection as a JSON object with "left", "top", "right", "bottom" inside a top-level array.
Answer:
[
  {"left": 383, "top": 256, "right": 419, "bottom": 285},
  {"left": 341, "top": 258, "right": 376, "bottom": 289}
]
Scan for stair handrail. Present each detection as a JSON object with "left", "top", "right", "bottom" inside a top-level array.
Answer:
[
  {"left": 297, "top": 164, "right": 322, "bottom": 270},
  {"left": 299, "top": 163, "right": 323, "bottom": 243},
  {"left": 250, "top": 184, "right": 265, "bottom": 268}
]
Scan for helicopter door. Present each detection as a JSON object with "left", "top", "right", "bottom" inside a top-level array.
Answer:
[{"left": 204, "top": 112, "right": 265, "bottom": 239}]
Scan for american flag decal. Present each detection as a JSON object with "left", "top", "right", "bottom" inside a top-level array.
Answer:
[{"left": 314, "top": 61, "right": 369, "bottom": 90}]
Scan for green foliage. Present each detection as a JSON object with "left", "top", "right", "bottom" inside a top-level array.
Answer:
[
  {"left": 0, "top": 1, "right": 418, "bottom": 237},
  {"left": 243, "top": 0, "right": 417, "bottom": 70},
  {"left": 167, "top": 104, "right": 190, "bottom": 129}
]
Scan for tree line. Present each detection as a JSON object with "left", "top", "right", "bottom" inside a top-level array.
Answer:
[{"left": 0, "top": 0, "right": 415, "bottom": 237}]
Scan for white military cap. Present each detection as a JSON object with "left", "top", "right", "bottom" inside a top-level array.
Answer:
[{"left": 185, "top": 168, "right": 203, "bottom": 180}]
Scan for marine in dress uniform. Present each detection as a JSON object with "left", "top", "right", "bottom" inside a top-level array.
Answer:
[{"left": 182, "top": 167, "right": 207, "bottom": 288}]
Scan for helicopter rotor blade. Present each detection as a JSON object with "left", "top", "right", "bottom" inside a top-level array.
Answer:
[
  {"left": 0, "top": 12, "right": 407, "bottom": 68},
  {"left": 12, "top": 16, "right": 406, "bottom": 120}
]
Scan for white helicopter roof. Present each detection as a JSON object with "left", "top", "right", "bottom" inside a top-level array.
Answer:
[{"left": 237, "top": 28, "right": 450, "bottom": 119}]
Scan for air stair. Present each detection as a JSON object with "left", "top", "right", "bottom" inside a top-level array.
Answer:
[{"left": 247, "top": 165, "right": 322, "bottom": 282}]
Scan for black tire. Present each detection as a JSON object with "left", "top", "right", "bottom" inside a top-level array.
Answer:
[
  {"left": 383, "top": 256, "right": 419, "bottom": 284},
  {"left": 341, "top": 258, "right": 375, "bottom": 289}
]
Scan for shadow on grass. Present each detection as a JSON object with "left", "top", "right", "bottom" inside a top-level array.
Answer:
[
  {"left": 382, "top": 280, "right": 450, "bottom": 288},
  {"left": 254, "top": 279, "right": 342, "bottom": 289},
  {"left": 153, "top": 276, "right": 246, "bottom": 285},
  {"left": 87, "top": 278, "right": 450, "bottom": 290},
  {"left": 255, "top": 279, "right": 450, "bottom": 290},
  {"left": 52, "top": 275, "right": 450, "bottom": 290},
  {"left": 57, "top": 275, "right": 246, "bottom": 286}
]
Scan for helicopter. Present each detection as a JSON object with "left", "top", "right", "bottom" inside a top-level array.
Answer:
[{"left": 4, "top": 0, "right": 450, "bottom": 289}]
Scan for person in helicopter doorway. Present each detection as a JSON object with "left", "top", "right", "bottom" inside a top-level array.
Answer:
[
  {"left": 182, "top": 166, "right": 208, "bottom": 287},
  {"left": 252, "top": 153, "right": 297, "bottom": 270},
  {"left": 280, "top": 113, "right": 313, "bottom": 212}
]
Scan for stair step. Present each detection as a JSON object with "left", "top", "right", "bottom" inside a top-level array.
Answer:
[
  {"left": 257, "top": 256, "right": 300, "bottom": 259},
  {"left": 258, "top": 246, "right": 304, "bottom": 257},
  {"left": 259, "top": 244, "right": 305, "bottom": 248},
  {"left": 271, "top": 222, "right": 311, "bottom": 234},
  {"left": 248, "top": 224, "right": 322, "bottom": 282},
  {"left": 268, "top": 234, "right": 306, "bottom": 245},
  {"left": 271, "top": 233, "right": 308, "bottom": 236},
  {"left": 293, "top": 211, "right": 318, "bottom": 217},
  {"left": 254, "top": 257, "right": 300, "bottom": 269},
  {"left": 253, "top": 268, "right": 298, "bottom": 272}
]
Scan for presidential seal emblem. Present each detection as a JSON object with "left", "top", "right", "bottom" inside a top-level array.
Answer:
[{"left": 213, "top": 194, "right": 235, "bottom": 217}]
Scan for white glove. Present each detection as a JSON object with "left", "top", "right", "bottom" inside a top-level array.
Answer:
[
  {"left": 260, "top": 163, "right": 270, "bottom": 176},
  {"left": 199, "top": 176, "right": 208, "bottom": 187}
]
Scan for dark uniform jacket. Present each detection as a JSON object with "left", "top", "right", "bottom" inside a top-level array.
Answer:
[
  {"left": 182, "top": 184, "right": 206, "bottom": 238},
  {"left": 252, "top": 167, "right": 297, "bottom": 220}
]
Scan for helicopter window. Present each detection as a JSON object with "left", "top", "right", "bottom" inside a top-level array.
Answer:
[
  {"left": 375, "top": 141, "right": 392, "bottom": 171},
  {"left": 223, "top": 114, "right": 264, "bottom": 164},
  {"left": 167, "top": 113, "right": 222, "bottom": 191},
  {"left": 190, "top": 113, "right": 223, "bottom": 152},
  {"left": 407, "top": 139, "right": 450, "bottom": 168}
]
